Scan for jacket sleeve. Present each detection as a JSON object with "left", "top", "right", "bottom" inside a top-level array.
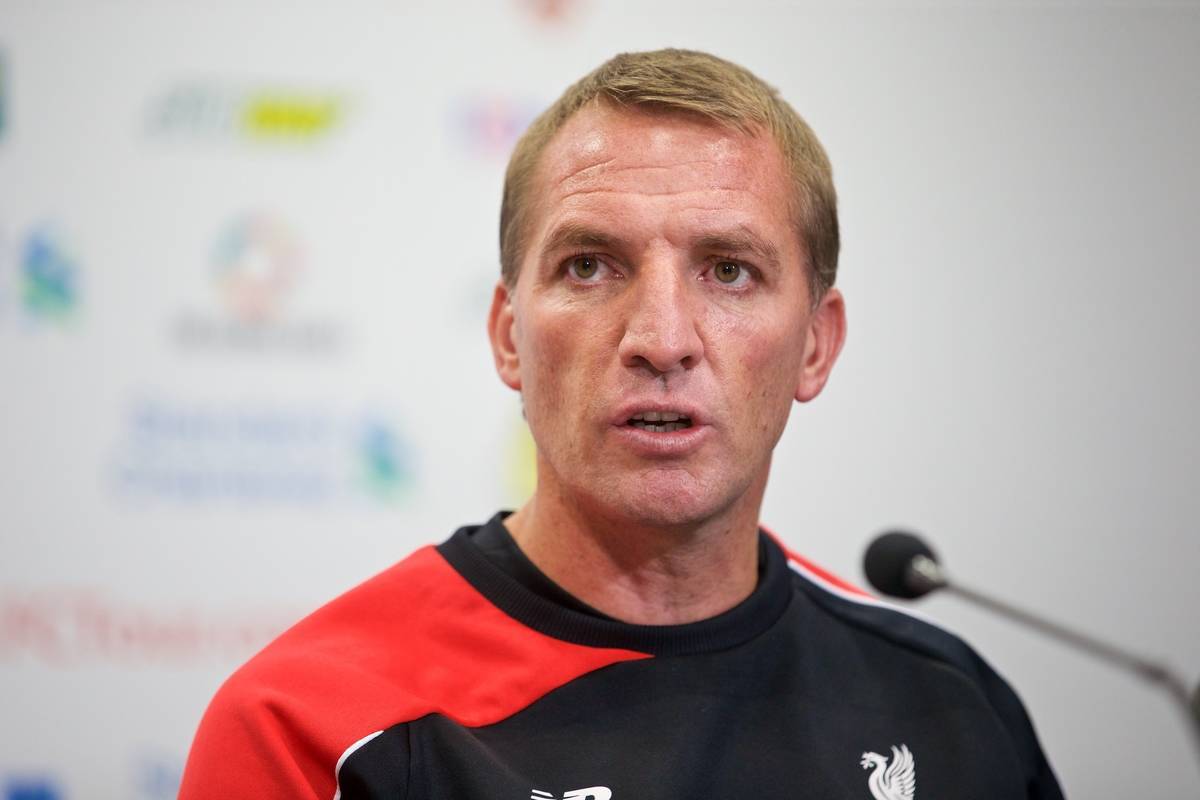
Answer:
[
  {"left": 178, "top": 669, "right": 331, "bottom": 800},
  {"left": 974, "top": 653, "right": 1066, "bottom": 800}
]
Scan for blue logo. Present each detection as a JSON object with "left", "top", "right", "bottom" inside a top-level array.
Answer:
[
  {"left": 2, "top": 774, "right": 64, "bottom": 800},
  {"left": 20, "top": 224, "right": 79, "bottom": 324}
]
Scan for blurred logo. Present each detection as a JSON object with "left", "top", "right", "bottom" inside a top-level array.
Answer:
[
  {"left": 506, "top": 410, "right": 537, "bottom": 505},
  {"left": 451, "top": 94, "right": 541, "bottom": 158},
  {"left": 213, "top": 213, "right": 301, "bottom": 324},
  {"left": 109, "top": 398, "right": 415, "bottom": 506},
  {"left": 131, "top": 752, "right": 182, "bottom": 800},
  {"left": 0, "top": 220, "right": 11, "bottom": 317},
  {"left": 0, "top": 587, "right": 294, "bottom": 666},
  {"left": 358, "top": 419, "right": 414, "bottom": 501},
  {"left": 19, "top": 223, "right": 80, "bottom": 325},
  {"left": 517, "top": 0, "right": 584, "bottom": 25},
  {"left": 0, "top": 49, "right": 8, "bottom": 141},
  {"left": 172, "top": 213, "right": 340, "bottom": 354},
  {"left": 1, "top": 774, "right": 63, "bottom": 800},
  {"left": 146, "top": 84, "right": 346, "bottom": 143}
]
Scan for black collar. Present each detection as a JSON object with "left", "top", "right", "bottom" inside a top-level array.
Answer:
[{"left": 437, "top": 512, "right": 792, "bottom": 657}]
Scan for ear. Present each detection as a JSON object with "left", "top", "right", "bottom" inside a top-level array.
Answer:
[
  {"left": 487, "top": 280, "right": 522, "bottom": 391},
  {"left": 795, "top": 287, "right": 847, "bottom": 403}
]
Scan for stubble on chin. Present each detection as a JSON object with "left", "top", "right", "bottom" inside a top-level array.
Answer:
[{"left": 564, "top": 460, "right": 759, "bottom": 533}]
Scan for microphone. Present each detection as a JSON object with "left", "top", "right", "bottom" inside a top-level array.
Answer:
[{"left": 864, "top": 530, "right": 1200, "bottom": 764}]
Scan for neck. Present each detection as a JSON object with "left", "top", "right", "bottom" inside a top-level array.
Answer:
[{"left": 504, "top": 472, "right": 767, "bottom": 626}]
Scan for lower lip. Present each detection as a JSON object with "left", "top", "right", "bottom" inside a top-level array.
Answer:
[{"left": 611, "top": 423, "right": 711, "bottom": 457}]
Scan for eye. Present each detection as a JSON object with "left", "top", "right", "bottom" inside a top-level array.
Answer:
[
  {"left": 713, "top": 260, "right": 747, "bottom": 286},
  {"left": 567, "top": 255, "right": 603, "bottom": 281}
]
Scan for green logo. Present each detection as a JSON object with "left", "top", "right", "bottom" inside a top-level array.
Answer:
[
  {"left": 21, "top": 224, "right": 79, "bottom": 323},
  {"left": 358, "top": 420, "right": 413, "bottom": 501}
]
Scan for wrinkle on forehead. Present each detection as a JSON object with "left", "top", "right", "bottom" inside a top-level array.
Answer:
[
  {"left": 556, "top": 156, "right": 617, "bottom": 188},
  {"left": 553, "top": 144, "right": 766, "bottom": 202},
  {"left": 545, "top": 109, "right": 764, "bottom": 199},
  {"left": 556, "top": 186, "right": 758, "bottom": 201},
  {"left": 557, "top": 159, "right": 725, "bottom": 190}
]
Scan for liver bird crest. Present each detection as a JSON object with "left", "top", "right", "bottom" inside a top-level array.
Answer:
[{"left": 859, "top": 744, "right": 915, "bottom": 800}]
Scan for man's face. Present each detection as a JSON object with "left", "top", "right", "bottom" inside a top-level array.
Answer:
[{"left": 489, "top": 103, "right": 845, "bottom": 528}]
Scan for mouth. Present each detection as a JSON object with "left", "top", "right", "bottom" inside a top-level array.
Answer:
[
  {"left": 625, "top": 411, "right": 694, "bottom": 433},
  {"left": 613, "top": 404, "right": 708, "bottom": 457}
]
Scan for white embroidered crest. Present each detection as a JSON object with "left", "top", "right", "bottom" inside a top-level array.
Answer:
[
  {"left": 531, "top": 788, "right": 612, "bottom": 800},
  {"left": 859, "top": 744, "right": 915, "bottom": 800}
]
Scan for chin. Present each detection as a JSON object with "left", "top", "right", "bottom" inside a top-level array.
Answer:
[{"left": 593, "top": 470, "right": 739, "bottom": 530}]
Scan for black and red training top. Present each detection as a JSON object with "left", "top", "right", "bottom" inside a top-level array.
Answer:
[{"left": 180, "top": 513, "right": 1063, "bottom": 799}]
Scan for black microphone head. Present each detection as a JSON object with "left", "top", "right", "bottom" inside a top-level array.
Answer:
[{"left": 864, "top": 530, "right": 940, "bottom": 599}]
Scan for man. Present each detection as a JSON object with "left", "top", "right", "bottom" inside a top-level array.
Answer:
[{"left": 180, "top": 49, "right": 1063, "bottom": 799}]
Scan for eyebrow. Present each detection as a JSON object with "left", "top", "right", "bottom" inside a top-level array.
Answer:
[
  {"left": 539, "top": 221, "right": 782, "bottom": 268},
  {"left": 693, "top": 226, "right": 781, "bottom": 269},
  {"left": 540, "top": 222, "right": 624, "bottom": 256}
]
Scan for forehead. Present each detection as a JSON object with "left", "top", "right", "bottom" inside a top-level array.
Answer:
[{"left": 528, "top": 102, "right": 794, "bottom": 237}]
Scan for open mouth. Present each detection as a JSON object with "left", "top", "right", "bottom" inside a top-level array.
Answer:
[{"left": 626, "top": 411, "right": 693, "bottom": 433}]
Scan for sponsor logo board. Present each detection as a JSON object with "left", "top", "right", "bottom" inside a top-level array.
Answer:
[
  {"left": 171, "top": 213, "right": 341, "bottom": 355},
  {"left": 108, "top": 398, "right": 414, "bottom": 507},
  {"left": 146, "top": 84, "right": 347, "bottom": 143}
]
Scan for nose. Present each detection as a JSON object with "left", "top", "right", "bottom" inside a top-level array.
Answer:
[{"left": 617, "top": 261, "right": 705, "bottom": 378}]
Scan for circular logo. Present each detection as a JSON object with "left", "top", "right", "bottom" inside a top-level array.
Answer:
[{"left": 212, "top": 214, "right": 302, "bottom": 323}]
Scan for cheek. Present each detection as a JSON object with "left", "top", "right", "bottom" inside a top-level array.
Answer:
[
  {"left": 710, "top": 309, "right": 805, "bottom": 427},
  {"left": 518, "top": 306, "right": 599, "bottom": 412}
]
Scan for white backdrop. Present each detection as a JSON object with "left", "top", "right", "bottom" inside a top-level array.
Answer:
[{"left": 1, "top": 2, "right": 1198, "bottom": 797}]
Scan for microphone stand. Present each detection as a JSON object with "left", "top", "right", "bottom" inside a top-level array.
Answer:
[{"left": 908, "top": 555, "right": 1200, "bottom": 766}]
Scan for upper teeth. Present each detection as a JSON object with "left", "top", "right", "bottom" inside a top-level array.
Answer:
[{"left": 633, "top": 411, "right": 684, "bottom": 422}]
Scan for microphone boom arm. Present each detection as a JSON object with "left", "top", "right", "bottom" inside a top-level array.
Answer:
[{"left": 908, "top": 555, "right": 1200, "bottom": 763}]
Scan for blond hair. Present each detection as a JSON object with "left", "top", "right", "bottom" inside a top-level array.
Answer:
[{"left": 499, "top": 48, "right": 839, "bottom": 299}]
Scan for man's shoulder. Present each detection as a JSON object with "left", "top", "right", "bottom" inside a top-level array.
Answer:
[
  {"left": 775, "top": 539, "right": 1059, "bottom": 794},
  {"left": 234, "top": 543, "right": 452, "bottom": 680},
  {"left": 178, "top": 544, "right": 453, "bottom": 799},
  {"left": 778, "top": 541, "right": 994, "bottom": 686},
  {"left": 180, "top": 533, "right": 650, "bottom": 799}
]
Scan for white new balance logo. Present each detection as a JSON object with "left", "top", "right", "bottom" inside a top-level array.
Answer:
[{"left": 531, "top": 788, "right": 612, "bottom": 800}]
